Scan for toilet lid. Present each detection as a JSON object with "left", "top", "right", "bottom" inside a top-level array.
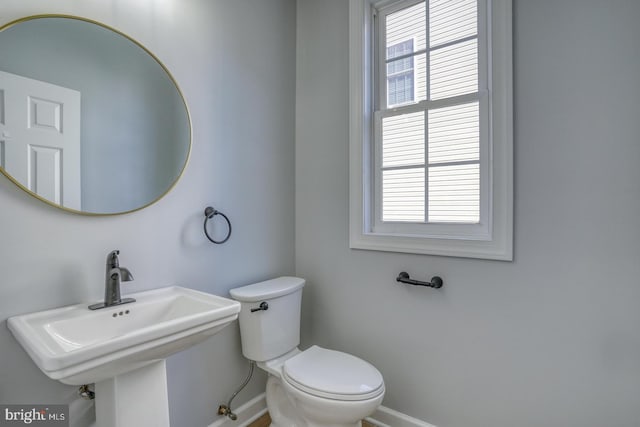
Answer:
[{"left": 283, "top": 346, "right": 384, "bottom": 401}]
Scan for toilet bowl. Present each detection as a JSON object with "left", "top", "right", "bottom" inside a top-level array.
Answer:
[{"left": 230, "top": 277, "right": 385, "bottom": 427}]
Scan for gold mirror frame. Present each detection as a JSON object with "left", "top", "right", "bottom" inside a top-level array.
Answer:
[{"left": 0, "top": 15, "right": 192, "bottom": 216}]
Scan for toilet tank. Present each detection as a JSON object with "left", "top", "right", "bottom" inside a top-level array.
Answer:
[{"left": 229, "top": 277, "right": 305, "bottom": 362}]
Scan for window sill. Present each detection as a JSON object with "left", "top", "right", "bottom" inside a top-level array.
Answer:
[{"left": 350, "top": 229, "right": 512, "bottom": 260}]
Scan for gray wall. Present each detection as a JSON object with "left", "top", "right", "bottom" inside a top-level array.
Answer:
[
  {"left": 295, "top": 1, "right": 640, "bottom": 427},
  {"left": 0, "top": 0, "right": 295, "bottom": 426}
]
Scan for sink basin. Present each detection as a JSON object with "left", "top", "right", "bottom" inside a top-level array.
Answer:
[{"left": 8, "top": 286, "right": 240, "bottom": 385}]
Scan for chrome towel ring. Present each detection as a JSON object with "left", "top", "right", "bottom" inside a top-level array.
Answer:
[{"left": 204, "top": 206, "right": 232, "bottom": 244}]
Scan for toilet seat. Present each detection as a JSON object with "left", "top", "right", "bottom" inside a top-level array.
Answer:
[{"left": 283, "top": 345, "right": 384, "bottom": 401}]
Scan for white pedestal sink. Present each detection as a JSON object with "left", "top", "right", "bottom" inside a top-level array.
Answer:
[{"left": 8, "top": 286, "right": 241, "bottom": 427}]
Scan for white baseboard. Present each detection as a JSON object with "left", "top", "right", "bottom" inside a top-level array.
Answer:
[
  {"left": 207, "top": 392, "right": 436, "bottom": 427},
  {"left": 365, "top": 406, "right": 437, "bottom": 427},
  {"left": 207, "top": 394, "right": 268, "bottom": 427}
]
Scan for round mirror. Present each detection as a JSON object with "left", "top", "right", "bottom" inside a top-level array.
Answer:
[{"left": 0, "top": 15, "right": 191, "bottom": 215}]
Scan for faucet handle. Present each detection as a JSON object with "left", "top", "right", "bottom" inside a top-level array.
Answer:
[{"left": 120, "top": 267, "right": 134, "bottom": 282}]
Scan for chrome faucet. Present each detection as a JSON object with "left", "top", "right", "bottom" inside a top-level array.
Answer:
[{"left": 89, "top": 250, "right": 136, "bottom": 310}]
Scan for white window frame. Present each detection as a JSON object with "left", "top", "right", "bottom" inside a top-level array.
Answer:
[{"left": 349, "top": 0, "right": 513, "bottom": 260}]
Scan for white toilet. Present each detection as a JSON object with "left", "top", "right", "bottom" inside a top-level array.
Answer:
[{"left": 230, "top": 277, "right": 385, "bottom": 427}]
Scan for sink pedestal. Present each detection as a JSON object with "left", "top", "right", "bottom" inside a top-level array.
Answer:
[{"left": 95, "top": 361, "right": 170, "bottom": 427}]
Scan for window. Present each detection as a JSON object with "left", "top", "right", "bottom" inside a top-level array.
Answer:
[
  {"left": 387, "top": 39, "right": 415, "bottom": 106},
  {"left": 349, "top": 0, "right": 513, "bottom": 260}
]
